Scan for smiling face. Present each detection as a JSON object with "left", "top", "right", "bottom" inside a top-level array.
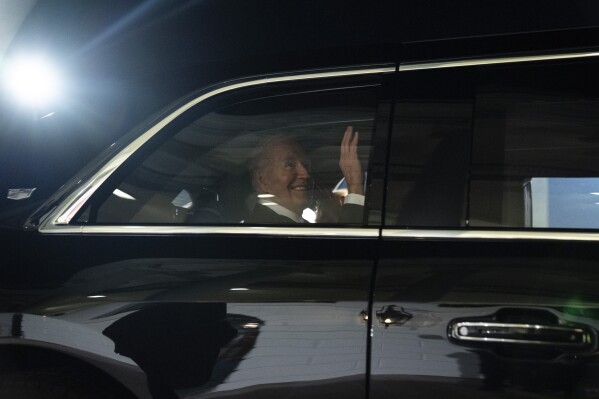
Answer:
[{"left": 253, "top": 139, "right": 312, "bottom": 214}]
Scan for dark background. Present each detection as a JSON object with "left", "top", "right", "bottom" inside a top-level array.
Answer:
[{"left": 2, "top": 0, "right": 599, "bottom": 225}]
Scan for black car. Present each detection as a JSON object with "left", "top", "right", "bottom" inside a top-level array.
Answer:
[{"left": 4, "top": 26, "right": 599, "bottom": 399}]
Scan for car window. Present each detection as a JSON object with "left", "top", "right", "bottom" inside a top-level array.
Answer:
[
  {"left": 386, "top": 58, "right": 599, "bottom": 230},
  {"left": 385, "top": 68, "right": 473, "bottom": 227},
  {"left": 76, "top": 83, "right": 381, "bottom": 226},
  {"left": 470, "top": 61, "right": 599, "bottom": 228}
]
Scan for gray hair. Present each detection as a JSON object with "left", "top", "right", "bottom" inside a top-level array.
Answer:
[
  {"left": 248, "top": 134, "right": 302, "bottom": 191},
  {"left": 249, "top": 134, "right": 301, "bottom": 171}
]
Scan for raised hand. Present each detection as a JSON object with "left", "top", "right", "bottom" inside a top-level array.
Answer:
[{"left": 339, "top": 126, "right": 364, "bottom": 195}]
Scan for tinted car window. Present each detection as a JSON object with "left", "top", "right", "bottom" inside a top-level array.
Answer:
[
  {"left": 385, "top": 69, "right": 473, "bottom": 227},
  {"left": 386, "top": 59, "right": 599, "bottom": 230},
  {"left": 470, "top": 61, "right": 599, "bottom": 228},
  {"left": 77, "top": 84, "right": 380, "bottom": 226}
]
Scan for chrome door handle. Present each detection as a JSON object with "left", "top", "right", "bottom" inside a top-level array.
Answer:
[{"left": 449, "top": 321, "right": 593, "bottom": 348}]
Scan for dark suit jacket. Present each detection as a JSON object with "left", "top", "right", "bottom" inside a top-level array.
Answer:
[{"left": 245, "top": 203, "right": 363, "bottom": 225}]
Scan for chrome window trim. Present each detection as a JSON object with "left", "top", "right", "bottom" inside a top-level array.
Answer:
[
  {"left": 399, "top": 50, "right": 599, "bottom": 71},
  {"left": 40, "top": 224, "right": 380, "bottom": 237},
  {"left": 41, "top": 225, "right": 599, "bottom": 241},
  {"left": 39, "top": 65, "right": 395, "bottom": 232},
  {"left": 383, "top": 229, "right": 599, "bottom": 241}
]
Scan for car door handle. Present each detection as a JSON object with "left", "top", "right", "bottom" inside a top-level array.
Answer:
[{"left": 449, "top": 321, "right": 594, "bottom": 348}]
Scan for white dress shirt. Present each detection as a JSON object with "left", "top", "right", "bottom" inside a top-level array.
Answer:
[{"left": 258, "top": 194, "right": 365, "bottom": 223}]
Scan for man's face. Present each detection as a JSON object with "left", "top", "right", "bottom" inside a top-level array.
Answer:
[{"left": 255, "top": 142, "right": 312, "bottom": 214}]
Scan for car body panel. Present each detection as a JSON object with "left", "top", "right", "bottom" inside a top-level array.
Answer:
[
  {"left": 1, "top": 229, "right": 376, "bottom": 398},
  {"left": 371, "top": 237, "right": 599, "bottom": 398}
]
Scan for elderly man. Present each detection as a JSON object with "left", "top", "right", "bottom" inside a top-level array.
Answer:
[{"left": 246, "top": 126, "right": 365, "bottom": 224}]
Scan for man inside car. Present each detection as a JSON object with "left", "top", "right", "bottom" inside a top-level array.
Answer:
[{"left": 246, "top": 126, "right": 365, "bottom": 224}]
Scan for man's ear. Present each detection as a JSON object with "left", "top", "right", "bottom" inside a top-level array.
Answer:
[{"left": 252, "top": 168, "right": 268, "bottom": 193}]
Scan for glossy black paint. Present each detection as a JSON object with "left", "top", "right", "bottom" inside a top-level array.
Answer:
[
  {"left": 372, "top": 238, "right": 599, "bottom": 398},
  {"left": 7, "top": 227, "right": 599, "bottom": 397},
  {"left": 1, "top": 229, "right": 376, "bottom": 398}
]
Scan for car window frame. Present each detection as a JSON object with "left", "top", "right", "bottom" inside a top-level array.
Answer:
[{"left": 37, "top": 65, "right": 396, "bottom": 237}]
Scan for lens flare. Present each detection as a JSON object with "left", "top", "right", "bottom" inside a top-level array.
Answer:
[{"left": 2, "top": 55, "right": 62, "bottom": 106}]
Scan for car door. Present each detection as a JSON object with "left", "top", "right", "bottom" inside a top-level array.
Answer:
[
  {"left": 2, "top": 66, "right": 395, "bottom": 399},
  {"left": 371, "top": 53, "right": 599, "bottom": 398}
]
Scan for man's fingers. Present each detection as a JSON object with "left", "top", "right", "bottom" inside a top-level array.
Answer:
[
  {"left": 341, "top": 126, "right": 356, "bottom": 157},
  {"left": 350, "top": 131, "right": 359, "bottom": 156},
  {"left": 344, "top": 126, "right": 354, "bottom": 143}
]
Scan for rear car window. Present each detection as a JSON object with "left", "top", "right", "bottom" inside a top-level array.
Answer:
[{"left": 387, "top": 58, "right": 599, "bottom": 230}]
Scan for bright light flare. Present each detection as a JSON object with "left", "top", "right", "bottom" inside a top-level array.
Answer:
[
  {"left": 302, "top": 208, "right": 317, "bottom": 223},
  {"left": 2, "top": 56, "right": 62, "bottom": 106}
]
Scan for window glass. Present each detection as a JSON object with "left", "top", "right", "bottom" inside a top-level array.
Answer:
[
  {"left": 386, "top": 59, "right": 599, "bottom": 230},
  {"left": 469, "top": 61, "right": 599, "bottom": 228},
  {"left": 79, "top": 84, "right": 380, "bottom": 226},
  {"left": 385, "top": 69, "right": 473, "bottom": 227}
]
